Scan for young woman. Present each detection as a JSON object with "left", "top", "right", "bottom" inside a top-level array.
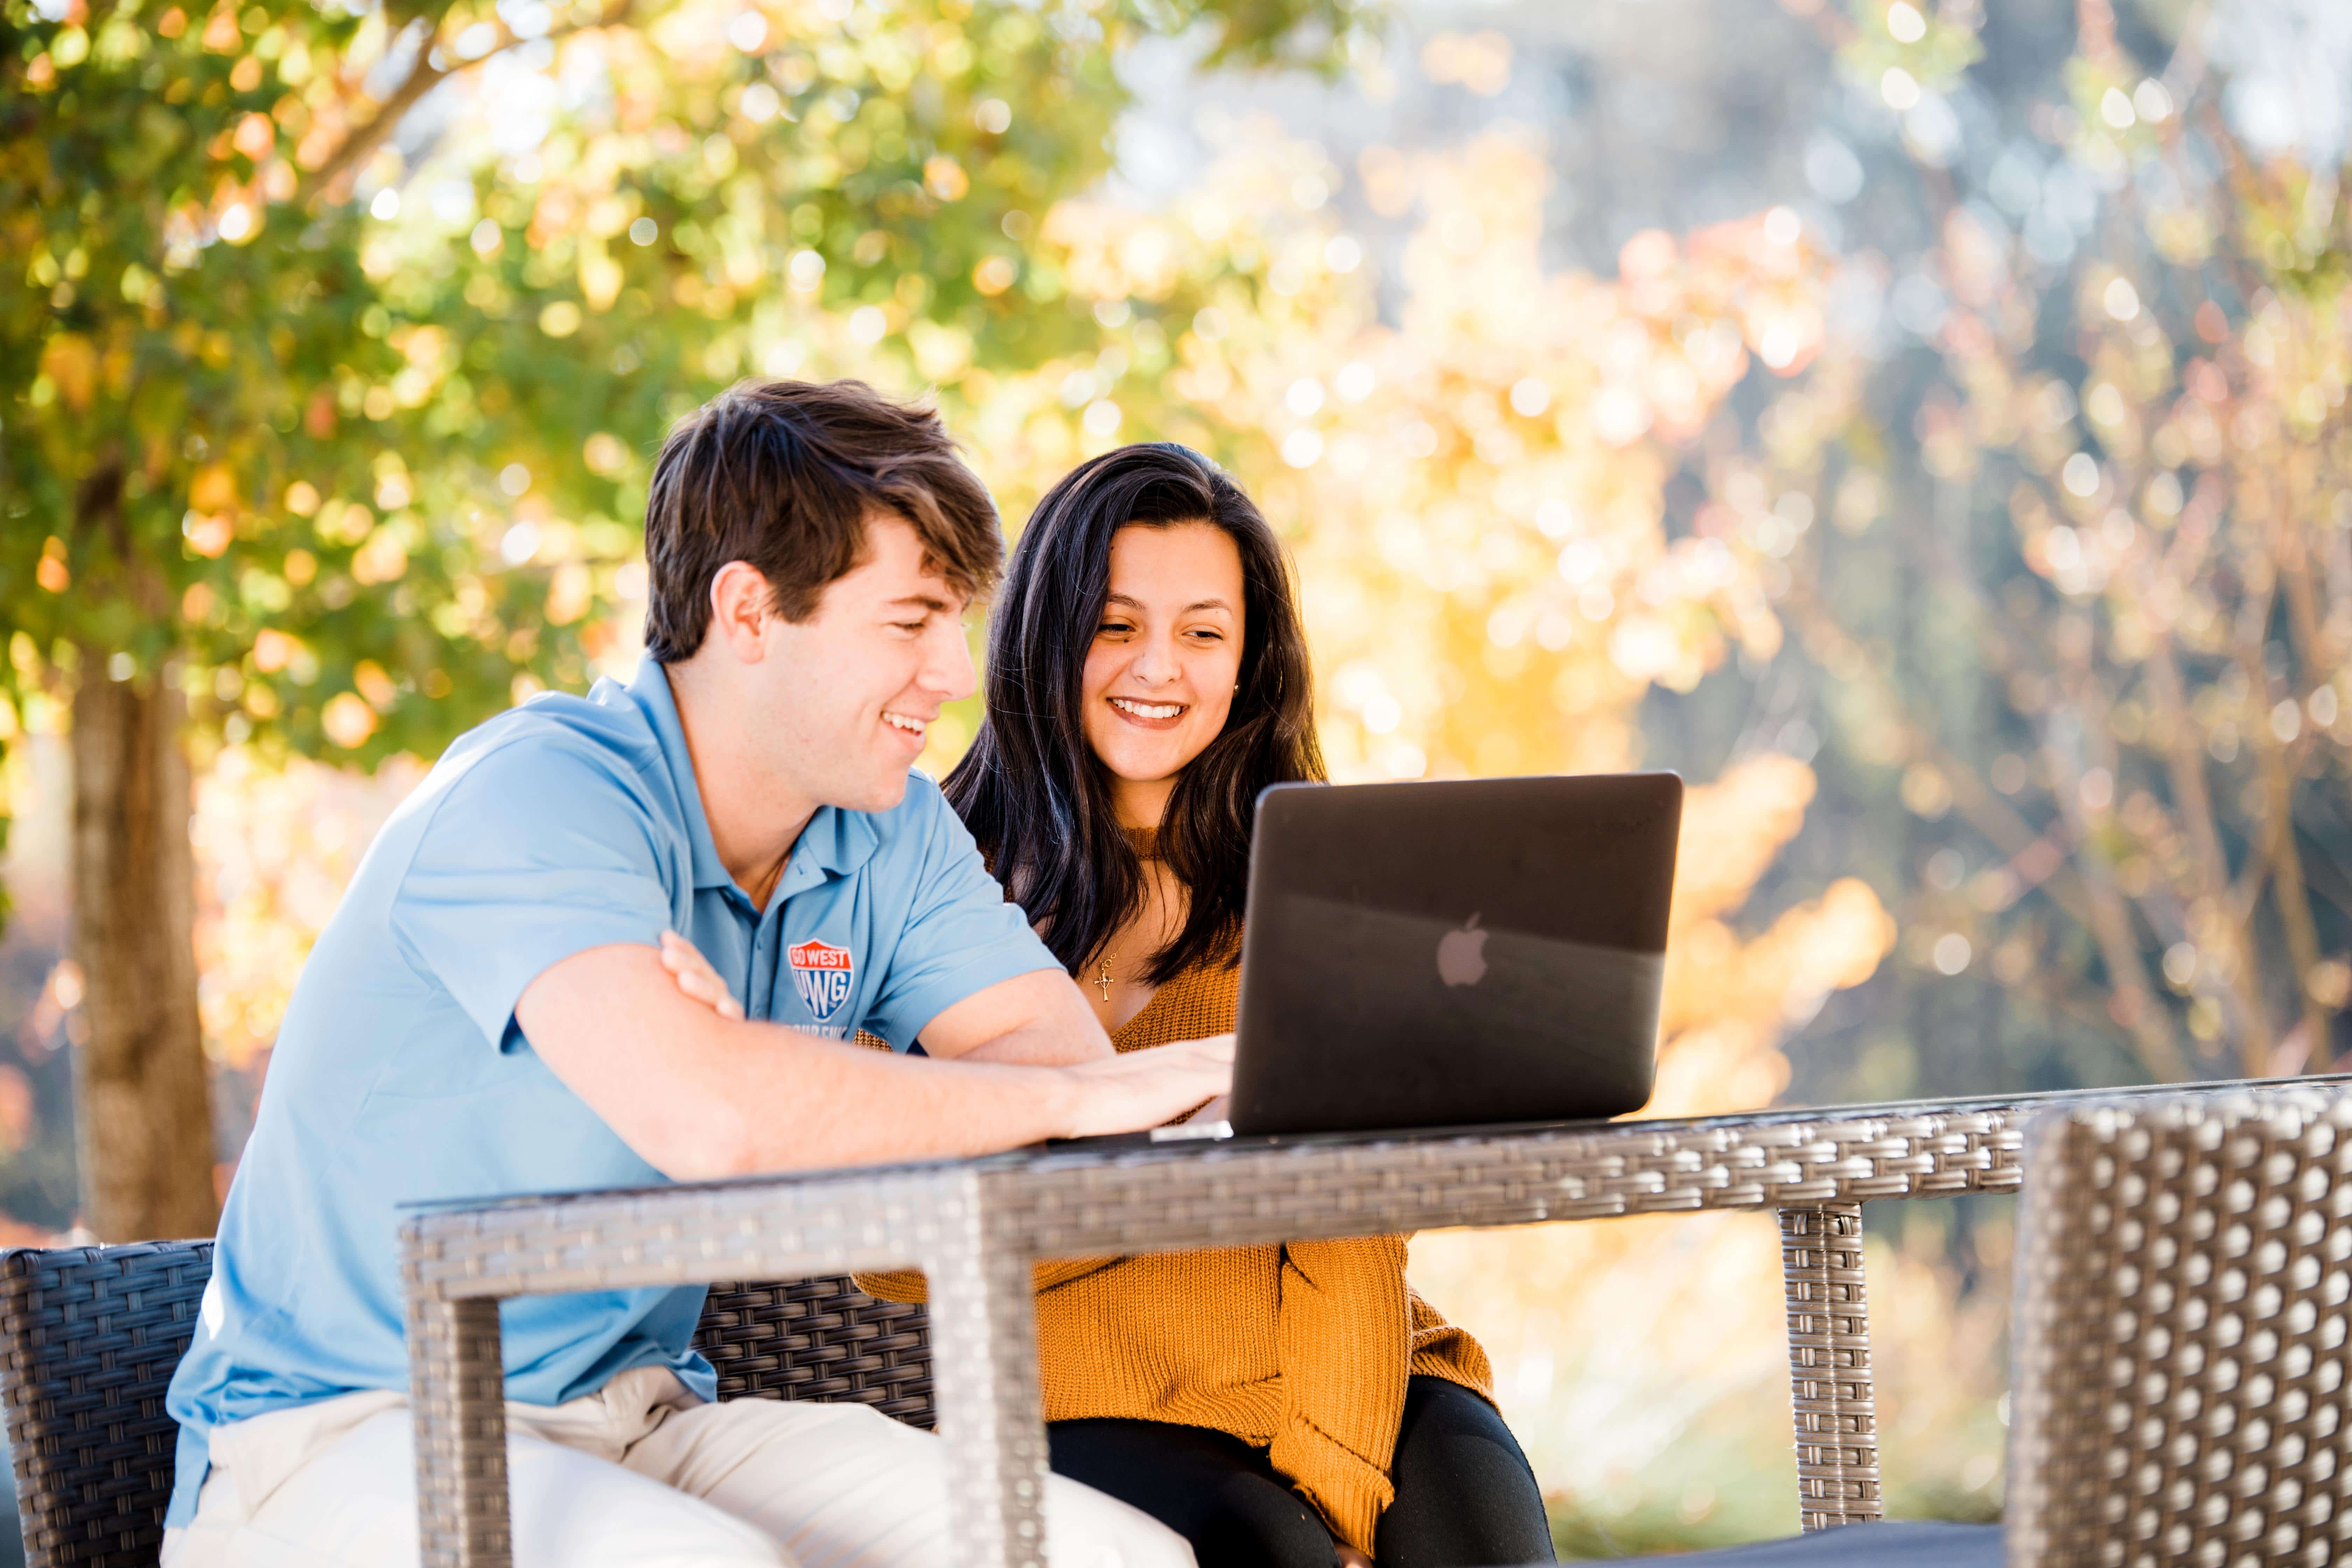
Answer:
[
  {"left": 662, "top": 443, "right": 1555, "bottom": 1563},
  {"left": 869, "top": 444, "right": 1555, "bottom": 1568}
]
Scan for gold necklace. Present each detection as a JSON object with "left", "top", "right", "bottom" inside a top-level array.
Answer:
[{"left": 1095, "top": 840, "right": 1167, "bottom": 1005}]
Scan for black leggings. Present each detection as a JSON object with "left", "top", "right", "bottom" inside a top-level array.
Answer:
[{"left": 1047, "top": 1376, "right": 1555, "bottom": 1568}]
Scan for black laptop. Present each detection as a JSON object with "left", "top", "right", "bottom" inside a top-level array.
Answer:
[
  {"left": 1077, "top": 771, "right": 1683, "bottom": 1147},
  {"left": 1226, "top": 771, "right": 1681, "bottom": 1135}
]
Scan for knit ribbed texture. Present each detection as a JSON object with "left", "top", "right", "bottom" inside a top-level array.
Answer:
[{"left": 855, "top": 951, "right": 1493, "bottom": 1554}]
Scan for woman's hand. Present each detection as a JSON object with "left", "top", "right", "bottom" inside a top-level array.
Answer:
[
  {"left": 1334, "top": 1548, "right": 1374, "bottom": 1568},
  {"left": 659, "top": 930, "right": 742, "bottom": 1020}
]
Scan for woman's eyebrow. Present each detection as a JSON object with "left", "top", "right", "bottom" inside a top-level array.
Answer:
[{"left": 1103, "top": 591, "right": 1234, "bottom": 614}]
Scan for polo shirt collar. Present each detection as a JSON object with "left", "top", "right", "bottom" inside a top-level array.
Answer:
[
  {"left": 627, "top": 659, "right": 886, "bottom": 898},
  {"left": 627, "top": 659, "right": 734, "bottom": 892},
  {"left": 789, "top": 799, "right": 882, "bottom": 884}
]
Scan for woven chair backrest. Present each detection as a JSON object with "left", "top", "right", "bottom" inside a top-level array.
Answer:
[
  {"left": 2005, "top": 1090, "right": 2352, "bottom": 1568},
  {"left": 0, "top": 1243, "right": 211, "bottom": 1568},
  {"left": 0, "top": 1242, "right": 932, "bottom": 1568},
  {"left": 691, "top": 1278, "right": 933, "bottom": 1428}
]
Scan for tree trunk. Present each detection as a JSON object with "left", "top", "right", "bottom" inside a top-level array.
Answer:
[{"left": 68, "top": 654, "right": 218, "bottom": 1242}]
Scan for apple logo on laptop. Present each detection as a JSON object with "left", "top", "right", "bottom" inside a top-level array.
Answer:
[{"left": 1436, "top": 912, "right": 1489, "bottom": 987}]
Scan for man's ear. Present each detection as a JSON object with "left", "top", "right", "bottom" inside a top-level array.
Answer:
[{"left": 706, "top": 561, "right": 776, "bottom": 663}]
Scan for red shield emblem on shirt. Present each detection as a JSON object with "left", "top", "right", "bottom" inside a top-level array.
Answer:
[{"left": 787, "top": 939, "right": 855, "bottom": 1024}]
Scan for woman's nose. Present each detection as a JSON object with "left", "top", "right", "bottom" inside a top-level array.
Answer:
[{"left": 1129, "top": 636, "right": 1182, "bottom": 685}]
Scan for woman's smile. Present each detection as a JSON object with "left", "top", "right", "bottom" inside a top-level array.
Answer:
[{"left": 1108, "top": 695, "right": 1189, "bottom": 728}]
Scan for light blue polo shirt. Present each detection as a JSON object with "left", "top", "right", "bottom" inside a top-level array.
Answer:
[{"left": 163, "top": 659, "right": 1058, "bottom": 1524}]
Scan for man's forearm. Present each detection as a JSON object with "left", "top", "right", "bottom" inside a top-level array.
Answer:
[
  {"left": 520, "top": 945, "right": 1082, "bottom": 1178},
  {"left": 609, "top": 1012, "right": 1086, "bottom": 1178},
  {"left": 519, "top": 945, "right": 1225, "bottom": 1180},
  {"left": 710, "top": 1023, "right": 1083, "bottom": 1174}
]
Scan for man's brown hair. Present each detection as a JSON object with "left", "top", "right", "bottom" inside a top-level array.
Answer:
[{"left": 641, "top": 379, "right": 1002, "bottom": 663}]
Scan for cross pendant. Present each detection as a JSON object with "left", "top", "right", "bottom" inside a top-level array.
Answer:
[{"left": 1096, "top": 960, "right": 1113, "bottom": 1002}]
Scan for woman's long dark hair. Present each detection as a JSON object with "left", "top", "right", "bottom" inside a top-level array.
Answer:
[{"left": 945, "top": 443, "right": 1325, "bottom": 984}]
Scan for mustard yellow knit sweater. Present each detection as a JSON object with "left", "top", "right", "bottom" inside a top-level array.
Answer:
[{"left": 855, "top": 954, "right": 1493, "bottom": 1554}]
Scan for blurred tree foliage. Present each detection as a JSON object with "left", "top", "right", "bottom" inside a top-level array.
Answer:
[
  {"left": 1726, "top": 0, "right": 2352, "bottom": 1089},
  {"left": 0, "top": 0, "right": 1362, "bottom": 1238}
]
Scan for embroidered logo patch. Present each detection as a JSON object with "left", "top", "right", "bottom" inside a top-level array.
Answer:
[{"left": 787, "top": 939, "right": 855, "bottom": 1024}]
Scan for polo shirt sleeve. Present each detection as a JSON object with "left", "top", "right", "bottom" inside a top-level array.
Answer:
[
  {"left": 389, "top": 734, "right": 676, "bottom": 1052},
  {"left": 858, "top": 783, "right": 1064, "bottom": 1050}
]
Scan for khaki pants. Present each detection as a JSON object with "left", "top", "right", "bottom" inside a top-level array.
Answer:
[{"left": 163, "top": 1368, "right": 1192, "bottom": 1568}]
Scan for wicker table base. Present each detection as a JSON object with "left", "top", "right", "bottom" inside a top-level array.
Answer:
[
  {"left": 399, "top": 1075, "right": 2350, "bottom": 1568},
  {"left": 1781, "top": 1203, "right": 1877, "bottom": 1530}
]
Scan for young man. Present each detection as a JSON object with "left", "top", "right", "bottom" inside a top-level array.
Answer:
[{"left": 162, "top": 380, "right": 1230, "bottom": 1568}]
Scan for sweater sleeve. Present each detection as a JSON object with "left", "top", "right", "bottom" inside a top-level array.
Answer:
[
  {"left": 1266, "top": 1235, "right": 1413, "bottom": 1556},
  {"left": 852, "top": 1257, "right": 1121, "bottom": 1303},
  {"left": 1407, "top": 1282, "right": 1498, "bottom": 1398}
]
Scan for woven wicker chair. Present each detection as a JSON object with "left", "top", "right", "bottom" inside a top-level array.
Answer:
[
  {"left": 0, "top": 1246, "right": 931, "bottom": 1568},
  {"left": 1652, "top": 1087, "right": 2352, "bottom": 1567}
]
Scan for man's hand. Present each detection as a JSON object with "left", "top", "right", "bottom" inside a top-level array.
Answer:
[
  {"left": 1056, "top": 1035, "right": 1235, "bottom": 1139},
  {"left": 1335, "top": 1548, "right": 1374, "bottom": 1568},
  {"left": 1185, "top": 1092, "right": 1232, "bottom": 1125},
  {"left": 659, "top": 931, "right": 742, "bottom": 1018}
]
